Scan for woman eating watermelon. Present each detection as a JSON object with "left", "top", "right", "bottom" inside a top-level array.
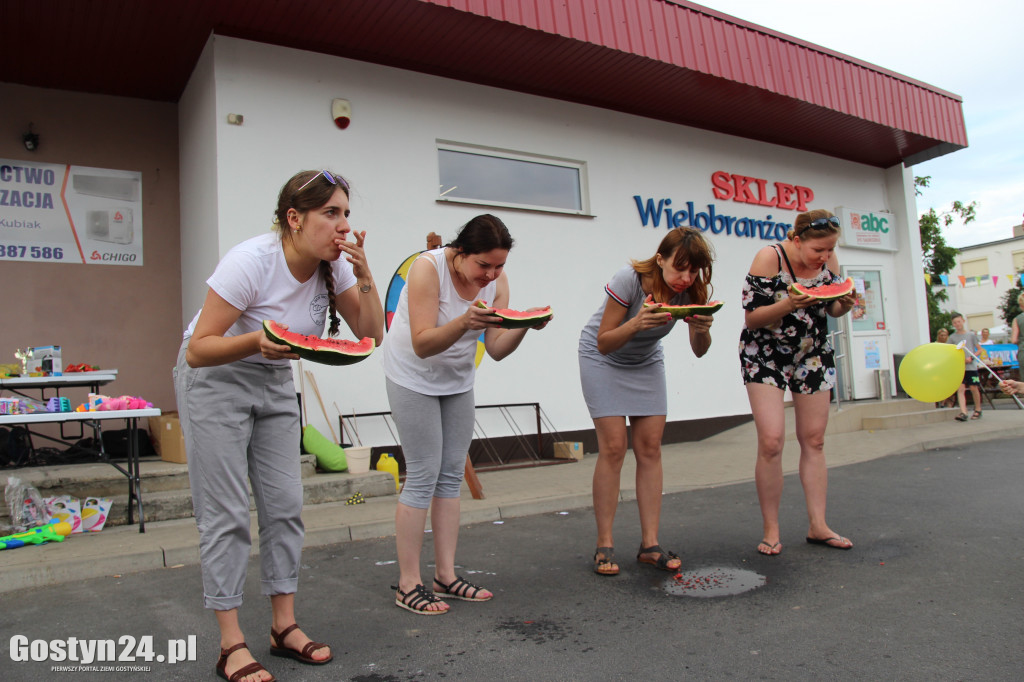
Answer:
[
  {"left": 175, "top": 169, "right": 384, "bottom": 681},
  {"left": 578, "top": 226, "right": 716, "bottom": 576},
  {"left": 739, "top": 209, "right": 856, "bottom": 556},
  {"left": 381, "top": 214, "right": 550, "bottom": 614}
]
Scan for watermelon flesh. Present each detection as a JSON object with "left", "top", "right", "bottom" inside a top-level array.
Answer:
[
  {"left": 475, "top": 302, "right": 553, "bottom": 329},
  {"left": 788, "top": 277, "right": 855, "bottom": 301},
  {"left": 643, "top": 300, "right": 724, "bottom": 319},
  {"left": 263, "top": 320, "right": 374, "bottom": 366}
]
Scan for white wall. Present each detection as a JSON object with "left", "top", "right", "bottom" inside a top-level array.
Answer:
[
  {"left": 177, "top": 36, "right": 920, "bottom": 444},
  {"left": 177, "top": 37, "right": 221, "bottom": 330}
]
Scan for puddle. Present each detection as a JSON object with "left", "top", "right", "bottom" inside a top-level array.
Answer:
[{"left": 663, "top": 566, "right": 766, "bottom": 598}]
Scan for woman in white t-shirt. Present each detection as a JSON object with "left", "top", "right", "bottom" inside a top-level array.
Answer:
[
  {"left": 175, "top": 170, "right": 384, "bottom": 681},
  {"left": 381, "top": 214, "right": 550, "bottom": 615}
]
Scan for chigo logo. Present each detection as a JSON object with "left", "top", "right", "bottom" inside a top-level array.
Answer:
[{"left": 90, "top": 250, "right": 137, "bottom": 262}]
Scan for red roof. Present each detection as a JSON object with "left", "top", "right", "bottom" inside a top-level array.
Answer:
[{"left": 0, "top": 0, "right": 965, "bottom": 167}]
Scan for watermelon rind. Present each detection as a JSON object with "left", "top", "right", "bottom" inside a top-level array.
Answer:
[
  {"left": 262, "top": 320, "right": 375, "bottom": 366},
  {"left": 642, "top": 300, "right": 724, "bottom": 319},
  {"left": 475, "top": 302, "right": 553, "bottom": 329},
  {"left": 788, "top": 277, "right": 855, "bottom": 302}
]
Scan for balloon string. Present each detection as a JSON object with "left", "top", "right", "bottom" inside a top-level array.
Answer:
[{"left": 958, "top": 344, "right": 1024, "bottom": 409}]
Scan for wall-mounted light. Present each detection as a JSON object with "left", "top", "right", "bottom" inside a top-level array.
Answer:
[
  {"left": 22, "top": 124, "right": 39, "bottom": 152},
  {"left": 332, "top": 99, "right": 351, "bottom": 129}
]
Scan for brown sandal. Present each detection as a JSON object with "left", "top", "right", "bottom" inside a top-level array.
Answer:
[
  {"left": 269, "top": 624, "right": 333, "bottom": 665},
  {"left": 216, "top": 642, "right": 276, "bottom": 682}
]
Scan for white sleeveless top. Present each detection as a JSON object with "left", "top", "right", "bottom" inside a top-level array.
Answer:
[{"left": 381, "top": 248, "right": 497, "bottom": 395}]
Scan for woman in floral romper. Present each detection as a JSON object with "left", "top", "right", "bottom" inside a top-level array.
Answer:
[{"left": 739, "top": 209, "right": 856, "bottom": 556}]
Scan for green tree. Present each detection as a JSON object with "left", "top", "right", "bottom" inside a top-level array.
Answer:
[
  {"left": 997, "top": 273, "right": 1022, "bottom": 326},
  {"left": 915, "top": 176, "right": 977, "bottom": 338}
]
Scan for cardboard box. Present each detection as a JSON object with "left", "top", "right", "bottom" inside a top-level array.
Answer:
[
  {"left": 553, "top": 441, "right": 583, "bottom": 461},
  {"left": 149, "top": 412, "right": 187, "bottom": 464},
  {"left": 28, "top": 345, "right": 62, "bottom": 376}
]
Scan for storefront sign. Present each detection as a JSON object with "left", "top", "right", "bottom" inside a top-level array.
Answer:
[
  {"left": 0, "top": 159, "right": 144, "bottom": 266},
  {"left": 633, "top": 170, "right": 823, "bottom": 241},
  {"left": 710, "top": 171, "right": 814, "bottom": 212},
  {"left": 634, "top": 196, "right": 793, "bottom": 241},
  {"left": 836, "top": 206, "right": 897, "bottom": 252}
]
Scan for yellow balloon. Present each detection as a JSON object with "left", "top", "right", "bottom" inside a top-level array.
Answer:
[{"left": 898, "top": 342, "right": 965, "bottom": 403}]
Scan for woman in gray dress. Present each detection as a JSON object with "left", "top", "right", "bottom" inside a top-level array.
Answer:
[{"left": 578, "top": 227, "right": 715, "bottom": 575}]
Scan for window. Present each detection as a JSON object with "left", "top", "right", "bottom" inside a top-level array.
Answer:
[
  {"left": 967, "top": 313, "right": 994, "bottom": 332},
  {"left": 437, "top": 142, "right": 589, "bottom": 215},
  {"left": 961, "top": 257, "right": 988, "bottom": 278},
  {"left": 1012, "top": 250, "right": 1024, "bottom": 273}
]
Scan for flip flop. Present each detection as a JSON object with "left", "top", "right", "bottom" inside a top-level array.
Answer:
[
  {"left": 757, "top": 540, "right": 782, "bottom": 555},
  {"left": 806, "top": 535, "right": 853, "bottom": 550}
]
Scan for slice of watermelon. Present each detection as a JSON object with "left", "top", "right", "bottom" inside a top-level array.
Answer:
[
  {"left": 643, "top": 300, "right": 724, "bottom": 319},
  {"left": 263, "top": 320, "right": 375, "bottom": 366},
  {"left": 475, "top": 302, "right": 553, "bottom": 329},
  {"left": 788, "top": 277, "right": 855, "bottom": 302}
]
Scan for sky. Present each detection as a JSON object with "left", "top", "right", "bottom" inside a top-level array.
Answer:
[{"left": 693, "top": 0, "right": 1023, "bottom": 248}]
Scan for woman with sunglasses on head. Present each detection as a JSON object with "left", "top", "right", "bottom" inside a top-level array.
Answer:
[
  {"left": 579, "top": 227, "right": 715, "bottom": 577},
  {"left": 175, "top": 170, "right": 384, "bottom": 681},
  {"left": 739, "top": 209, "right": 856, "bottom": 557},
  {"left": 382, "top": 214, "right": 550, "bottom": 615}
]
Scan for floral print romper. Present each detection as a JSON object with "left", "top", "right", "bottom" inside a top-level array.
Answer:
[{"left": 739, "top": 244, "right": 841, "bottom": 394}]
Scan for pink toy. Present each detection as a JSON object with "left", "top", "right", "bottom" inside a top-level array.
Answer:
[{"left": 95, "top": 395, "right": 153, "bottom": 411}]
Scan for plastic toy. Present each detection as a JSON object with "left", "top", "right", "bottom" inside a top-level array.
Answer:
[
  {"left": 86, "top": 393, "right": 154, "bottom": 411},
  {"left": 376, "top": 453, "right": 400, "bottom": 492},
  {"left": 0, "top": 520, "right": 72, "bottom": 550},
  {"left": 63, "top": 363, "right": 100, "bottom": 373},
  {"left": 46, "top": 397, "right": 72, "bottom": 413}
]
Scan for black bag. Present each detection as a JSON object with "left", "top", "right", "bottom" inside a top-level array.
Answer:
[
  {"left": 0, "top": 427, "right": 31, "bottom": 468},
  {"left": 100, "top": 429, "right": 157, "bottom": 461}
]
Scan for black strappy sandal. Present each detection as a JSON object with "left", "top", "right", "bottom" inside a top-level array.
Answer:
[
  {"left": 637, "top": 544, "right": 682, "bottom": 572},
  {"left": 393, "top": 583, "right": 449, "bottom": 615},
  {"left": 433, "top": 576, "right": 492, "bottom": 601},
  {"left": 593, "top": 546, "right": 619, "bottom": 576}
]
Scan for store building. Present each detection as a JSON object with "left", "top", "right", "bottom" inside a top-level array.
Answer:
[{"left": 0, "top": 1, "right": 968, "bottom": 449}]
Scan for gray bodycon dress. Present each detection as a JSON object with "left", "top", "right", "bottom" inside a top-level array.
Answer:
[{"left": 578, "top": 265, "right": 689, "bottom": 419}]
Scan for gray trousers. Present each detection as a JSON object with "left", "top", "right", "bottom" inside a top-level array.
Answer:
[
  {"left": 174, "top": 342, "right": 304, "bottom": 610},
  {"left": 385, "top": 378, "right": 475, "bottom": 509}
]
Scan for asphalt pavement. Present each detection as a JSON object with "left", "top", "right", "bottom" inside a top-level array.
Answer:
[{"left": 2, "top": 428, "right": 1022, "bottom": 681}]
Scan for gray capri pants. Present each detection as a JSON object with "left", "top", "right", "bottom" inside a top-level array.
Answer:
[
  {"left": 174, "top": 342, "right": 304, "bottom": 610},
  {"left": 385, "top": 378, "right": 475, "bottom": 509}
]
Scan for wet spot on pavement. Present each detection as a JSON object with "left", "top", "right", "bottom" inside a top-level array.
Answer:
[{"left": 664, "top": 566, "right": 766, "bottom": 597}]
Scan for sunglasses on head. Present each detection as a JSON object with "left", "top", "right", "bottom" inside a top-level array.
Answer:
[
  {"left": 296, "top": 169, "right": 348, "bottom": 194},
  {"left": 802, "top": 215, "right": 841, "bottom": 231}
]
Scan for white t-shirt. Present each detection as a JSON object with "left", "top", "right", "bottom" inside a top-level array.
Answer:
[
  {"left": 184, "top": 232, "right": 356, "bottom": 364},
  {"left": 381, "top": 248, "right": 497, "bottom": 395}
]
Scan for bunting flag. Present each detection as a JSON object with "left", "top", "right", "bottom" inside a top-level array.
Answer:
[
  {"left": 938, "top": 272, "right": 1024, "bottom": 288},
  {"left": 924, "top": 273, "right": 931, "bottom": 285}
]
